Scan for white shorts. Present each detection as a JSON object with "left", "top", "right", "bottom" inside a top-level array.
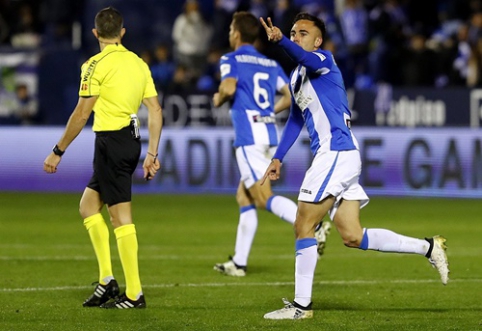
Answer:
[
  {"left": 298, "top": 149, "right": 369, "bottom": 220},
  {"left": 236, "top": 144, "right": 276, "bottom": 189}
]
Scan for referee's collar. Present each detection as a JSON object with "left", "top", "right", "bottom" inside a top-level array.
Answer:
[{"left": 102, "top": 43, "right": 126, "bottom": 51}]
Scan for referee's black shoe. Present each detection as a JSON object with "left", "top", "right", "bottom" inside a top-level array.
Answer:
[
  {"left": 82, "top": 279, "right": 120, "bottom": 307},
  {"left": 100, "top": 293, "right": 146, "bottom": 309}
]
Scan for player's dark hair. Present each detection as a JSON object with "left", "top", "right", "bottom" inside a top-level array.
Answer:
[
  {"left": 293, "top": 12, "right": 326, "bottom": 39},
  {"left": 232, "top": 11, "right": 259, "bottom": 44},
  {"left": 95, "top": 7, "right": 123, "bottom": 39}
]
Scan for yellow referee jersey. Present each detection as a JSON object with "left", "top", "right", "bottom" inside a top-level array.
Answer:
[{"left": 79, "top": 43, "right": 157, "bottom": 132}]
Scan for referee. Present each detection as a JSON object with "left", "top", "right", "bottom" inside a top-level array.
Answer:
[{"left": 43, "top": 7, "right": 163, "bottom": 309}]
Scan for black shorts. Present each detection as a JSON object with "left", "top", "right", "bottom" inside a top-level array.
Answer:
[{"left": 87, "top": 126, "right": 141, "bottom": 206}]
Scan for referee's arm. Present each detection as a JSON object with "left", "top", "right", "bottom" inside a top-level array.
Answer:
[
  {"left": 43, "top": 96, "right": 96, "bottom": 173},
  {"left": 142, "top": 96, "right": 163, "bottom": 180},
  {"left": 57, "top": 96, "right": 97, "bottom": 151}
]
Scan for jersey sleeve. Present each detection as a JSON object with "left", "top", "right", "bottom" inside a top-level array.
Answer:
[
  {"left": 278, "top": 36, "right": 333, "bottom": 74},
  {"left": 79, "top": 58, "right": 101, "bottom": 97},
  {"left": 219, "top": 54, "right": 237, "bottom": 81},
  {"left": 273, "top": 101, "right": 304, "bottom": 162},
  {"left": 141, "top": 61, "right": 158, "bottom": 98}
]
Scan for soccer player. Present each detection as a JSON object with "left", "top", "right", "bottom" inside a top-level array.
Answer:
[
  {"left": 259, "top": 13, "right": 449, "bottom": 319},
  {"left": 212, "top": 11, "right": 331, "bottom": 277},
  {"left": 43, "top": 7, "right": 163, "bottom": 309}
]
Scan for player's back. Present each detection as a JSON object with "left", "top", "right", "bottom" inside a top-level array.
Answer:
[
  {"left": 229, "top": 46, "right": 279, "bottom": 114},
  {"left": 220, "top": 44, "right": 287, "bottom": 147}
]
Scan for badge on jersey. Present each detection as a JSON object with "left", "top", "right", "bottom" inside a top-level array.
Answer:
[{"left": 220, "top": 64, "right": 231, "bottom": 78}]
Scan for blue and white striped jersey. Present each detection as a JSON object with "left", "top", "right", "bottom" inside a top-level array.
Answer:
[
  {"left": 220, "top": 45, "right": 289, "bottom": 147},
  {"left": 273, "top": 36, "right": 358, "bottom": 161}
]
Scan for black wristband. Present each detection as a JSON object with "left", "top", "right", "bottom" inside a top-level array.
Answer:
[{"left": 52, "top": 144, "right": 65, "bottom": 156}]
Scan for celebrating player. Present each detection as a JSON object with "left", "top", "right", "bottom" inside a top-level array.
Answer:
[{"left": 259, "top": 12, "right": 449, "bottom": 319}]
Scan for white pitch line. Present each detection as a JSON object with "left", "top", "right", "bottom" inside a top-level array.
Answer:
[
  {"left": 0, "top": 279, "right": 481, "bottom": 293},
  {"left": 0, "top": 250, "right": 477, "bottom": 261},
  {"left": 0, "top": 256, "right": 93, "bottom": 261}
]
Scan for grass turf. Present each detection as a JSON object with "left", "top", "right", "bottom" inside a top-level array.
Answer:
[{"left": 0, "top": 192, "right": 481, "bottom": 331}]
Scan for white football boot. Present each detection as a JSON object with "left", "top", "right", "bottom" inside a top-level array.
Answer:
[
  {"left": 213, "top": 257, "right": 246, "bottom": 277},
  {"left": 427, "top": 235, "right": 449, "bottom": 285},
  {"left": 264, "top": 298, "right": 313, "bottom": 320}
]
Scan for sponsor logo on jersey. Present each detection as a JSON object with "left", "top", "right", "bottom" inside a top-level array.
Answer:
[
  {"left": 81, "top": 84, "right": 88, "bottom": 91},
  {"left": 82, "top": 60, "right": 97, "bottom": 82},
  {"left": 301, "top": 188, "right": 312, "bottom": 195},
  {"left": 295, "top": 90, "right": 314, "bottom": 111},
  {"left": 252, "top": 114, "right": 276, "bottom": 123}
]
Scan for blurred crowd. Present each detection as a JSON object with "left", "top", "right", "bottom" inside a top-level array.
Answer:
[
  {"left": 138, "top": 0, "right": 482, "bottom": 93},
  {"left": 0, "top": 0, "right": 84, "bottom": 49},
  {"left": 1, "top": 0, "right": 482, "bottom": 124}
]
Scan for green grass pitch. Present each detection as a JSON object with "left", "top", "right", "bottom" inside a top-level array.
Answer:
[{"left": 0, "top": 192, "right": 481, "bottom": 331}]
